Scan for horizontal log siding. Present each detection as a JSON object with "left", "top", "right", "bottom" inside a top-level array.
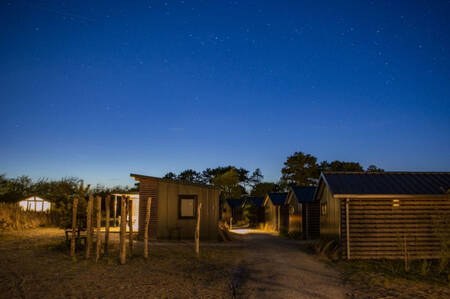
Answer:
[
  {"left": 138, "top": 178, "right": 158, "bottom": 240},
  {"left": 340, "top": 197, "right": 450, "bottom": 259}
]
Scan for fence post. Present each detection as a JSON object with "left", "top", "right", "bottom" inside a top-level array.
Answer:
[
  {"left": 144, "top": 197, "right": 152, "bottom": 259},
  {"left": 70, "top": 197, "right": 79, "bottom": 258},
  {"left": 120, "top": 196, "right": 127, "bottom": 264},
  {"left": 85, "top": 195, "right": 93, "bottom": 259},
  {"left": 95, "top": 195, "right": 102, "bottom": 263},
  {"left": 113, "top": 195, "right": 117, "bottom": 227},
  {"left": 104, "top": 195, "right": 110, "bottom": 254},
  {"left": 195, "top": 202, "right": 202, "bottom": 257},
  {"left": 128, "top": 196, "right": 133, "bottom": 256}
]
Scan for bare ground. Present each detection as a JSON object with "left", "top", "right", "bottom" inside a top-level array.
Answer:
[
  {"left": 2, "top": 228, "right": 446, "bottom": 298},
  {"left": 232, "top": 231, "right": 349, "bottom": 298}
]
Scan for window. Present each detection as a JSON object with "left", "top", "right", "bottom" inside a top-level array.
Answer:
[
  {"left": 392, "top": 199, "right": 400, "bottom": 208},
  {"left": 321, "top": 202, "right": 327, "bottom": 216},
  {"left": 179, "top": 195, "right": 197, "bottom": 219}
]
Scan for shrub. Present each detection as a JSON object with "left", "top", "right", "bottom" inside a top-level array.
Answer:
[{"left": 0, "top": 202, "right": 54, "bottom": 230}]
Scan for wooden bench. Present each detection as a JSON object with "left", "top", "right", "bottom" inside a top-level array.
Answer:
[{"left": 65, "top": 228, "right": 87, "bottom": 247}]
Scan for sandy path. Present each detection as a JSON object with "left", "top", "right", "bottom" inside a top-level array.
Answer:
[{"left": 236, "top": 232, "right": 348, "bottom": 299}]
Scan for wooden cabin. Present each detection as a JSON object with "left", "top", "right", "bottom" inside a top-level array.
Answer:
[
  {"left": 316, "top": 172, "right": 450, "bottom": 259},
  {"left": 19, "top": 196, "right": 51, "bottom": 212},
  {"left": 242, "top": 197, "right": 265, "bottom": 226},
  {"left": 286, "top": 186, "right": 319, "bottom": 239},
  {"left": 264, "top": 192, "right": 289, "bottom": 232},
  {"left": 131, "top": 174, "right": 220, "bottom": 241},
  {"left": 222, "top": 199, "right": 244, "bottom": 224}
]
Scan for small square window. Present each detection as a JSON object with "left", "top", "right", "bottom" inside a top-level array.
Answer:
[{"left": 179, "top": 195, "right": 197, "bottom": 219}]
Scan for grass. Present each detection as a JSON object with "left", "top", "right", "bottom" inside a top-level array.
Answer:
[{"left": 0, "top": 228, "right": 244, "bottom": 298}]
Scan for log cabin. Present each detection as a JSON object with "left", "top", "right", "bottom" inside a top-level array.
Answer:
[
  {"left": 130, "top": 174, "right": 220, "bottom": 241},
  {"left": 286, "top": 186, "right": 319, "bottom": 239},
  {"left": 316, "top": 172, "right": 450, "bottom": 259},
  {"left": 222, "top": 198, "right": 244, "bottom": 224},
  {"left": 264, "top": 192, "right": 289, "bottom": 232}
]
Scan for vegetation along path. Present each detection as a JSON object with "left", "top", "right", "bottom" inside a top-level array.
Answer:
[{"left": 233, "top": 231, "right": 348, "bottom": 299}]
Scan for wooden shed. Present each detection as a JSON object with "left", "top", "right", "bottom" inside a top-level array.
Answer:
[
  {"left": 286, "top": 186, "right": 319, "bottom": 239},
  {"left": 264, "top": 192, "right": 289, "bottom": 232},
  {"left": 242, "top": 197, "right": 265, "bottom": 226},
  {"left": 316, "top": 172, "right": 450, "bottom": 259},
  {"left": 131, "top": 174, "right": 220, "bottom": 241},
  {"left": 222, "top": 199, "right": 244, "bottom": 224}
]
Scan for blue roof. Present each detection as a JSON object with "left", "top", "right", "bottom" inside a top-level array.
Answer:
[
  {"left": 291, "top": 186, "right": 317, "bottom": 202},
  {"left": 267, "top": 192, "right": 288, "bottom": 205},
  {"left": 225, "top": 198, "right": 244, "bottom": 208},
  {"left": 244, "top": 197, "right": 265, "bottom": 207}
]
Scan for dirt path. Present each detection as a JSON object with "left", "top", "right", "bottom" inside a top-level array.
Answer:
[{"left": 235, "top": 232, "right": 348, "bottom": 299}]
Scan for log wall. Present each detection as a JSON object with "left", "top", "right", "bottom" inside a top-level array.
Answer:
[{"left": 340, "top": 197, "right": 450, "bottom": 259}]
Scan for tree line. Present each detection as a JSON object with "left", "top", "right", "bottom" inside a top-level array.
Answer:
[
  {"left": 161, "top": 151, "right": 383, "bottom": 198},
  {"left": 1, "top": 150, "right": 383, "bottom": 205}
]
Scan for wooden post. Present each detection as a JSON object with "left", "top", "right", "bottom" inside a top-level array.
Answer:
[
  {"left": 230, "top": 217, "right": 232, "bottom": 230},
  {"left": 85, "top": 195, "right": 93, "bottom": 259},
  {"left": 128, "top": 197, "right": 133, "bottom": 256},
  {"left": 346, "top": 198, "right": 350, "bottom": 260},
  {"left": 195, "top": 202, "right": 202, "bottom": 257},
  {"left": 120, "top": 196, "right": 127, "bottom": 265},
  {"left": 113, "top": 195, "right": 117, "bottom": 227},
  {"left": 95, "top": 196, "right": 102, "bottom": 263},
  {"left": 104, "top": 195, "right": 110, "bottom": 254},
  {"left": 144, "top": 197, "right": 152, "bottom": 259},
  {"left": 70, "top": 197, "right": 79, "bottom": 258}
]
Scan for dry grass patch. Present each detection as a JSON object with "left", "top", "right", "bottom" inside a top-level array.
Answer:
[{"left": 0, "top": 228, "right": 243, "bottom": 298}]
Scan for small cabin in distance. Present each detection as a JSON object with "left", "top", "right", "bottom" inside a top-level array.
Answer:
[
  {"left": 19, "top": 196, "right": 51, "bottom": 212},
  {"left": 222, "top": 199, "right": 244, "bottom": 224},
  {"left": 131, "top": 174, "right": 220, "bottom": 241},
  {"left": 264, "top": 192, "right": 288, "bottom": 232},
  {"left": 242, "top": 197, "right": 265, "bottom": 226},
  {"left": 286, "top": 186, "right": 319, "bottom": 239},
  {"left": 316, "top": 172, "right": 450, "bottom": 260}
]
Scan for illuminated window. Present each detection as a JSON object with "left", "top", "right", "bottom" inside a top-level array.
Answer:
[
  {"left": 321, "top": 202, "right": 327, "bottom": 216},
  {"left": 392, "top": 199, "right": 400, "bottom": 208},
  {"left": 179, "top": 195, "right": 197, "bottom": 218}
]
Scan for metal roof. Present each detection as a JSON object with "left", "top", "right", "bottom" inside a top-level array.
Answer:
[
  {"left": 290, "top": 186, "right": 317, "bottom": 202},
  {"left": 243, "top": 197, "right": 265, "bottom": 207},
  {"left": 322, "top": 172, "right": 450, "bottom": 196},
  {"left": 130, "top": 173, "right": 218, "bottom": 189},
  {"left": 266, "top": 192, "right": 288, "bottom": 206},
  {"left": 225, "top": 198, "right": 244, "bottom": 208}
]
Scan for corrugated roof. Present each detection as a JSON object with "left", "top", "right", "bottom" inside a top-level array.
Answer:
[
  {"left": 243, "top": 197, "right": 265, "bottom": 207},
  {"left": 322, "top": 172, "right": 450, "bottom": 195},
  {"left": 130, "top": 173, "right": 218, "bottom": 189},
  {"left": 291, "top": 186, "right": 317, "bottom": 202},
  {"left": 267, "top": 192, "right": 288, "bottom": 205},
  {"left": 225, "top": 199, "right": 244, "bottom": 208}
]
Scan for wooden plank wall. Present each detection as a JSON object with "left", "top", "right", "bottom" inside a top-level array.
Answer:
[
  {"left": 304, "top": 202, "right": 320, "bottom": 239},
  {"left": 340, "top": 197, "right": 450, "bottom": 259},
  {"left": 138, "top": 179, "right": 159, "bottom": 240}
]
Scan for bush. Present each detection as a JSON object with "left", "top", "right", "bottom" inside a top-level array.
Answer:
[{"left": 0, "top": 202, "right": 54, "bottom": 230}]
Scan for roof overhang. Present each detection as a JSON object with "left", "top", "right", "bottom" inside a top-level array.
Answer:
[{"left": 333, "top": 194, "right": 449, "bottom": 199}]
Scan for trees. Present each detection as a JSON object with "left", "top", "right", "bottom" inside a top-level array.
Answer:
[
  {"left": 280, "top": 152, "right": 319, "bottom": 187},
  {"left": 319, "top": 160, "right": 364, "bottom": 172},
  {"left": 212, "top": 168, "right": 245, "bottom": 200},
  {"left": 366, "top": 165, "right": 385, "bottom": 172},
  {"left": 280, "top": 151, "right": 383, "bottom": 187},
  {"left": 250, "top": 182, "right": 280, "bottom": 197}
]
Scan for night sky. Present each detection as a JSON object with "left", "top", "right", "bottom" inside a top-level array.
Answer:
[{"left": 1, "top": 1, "right": 449, "bottom": 186}]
